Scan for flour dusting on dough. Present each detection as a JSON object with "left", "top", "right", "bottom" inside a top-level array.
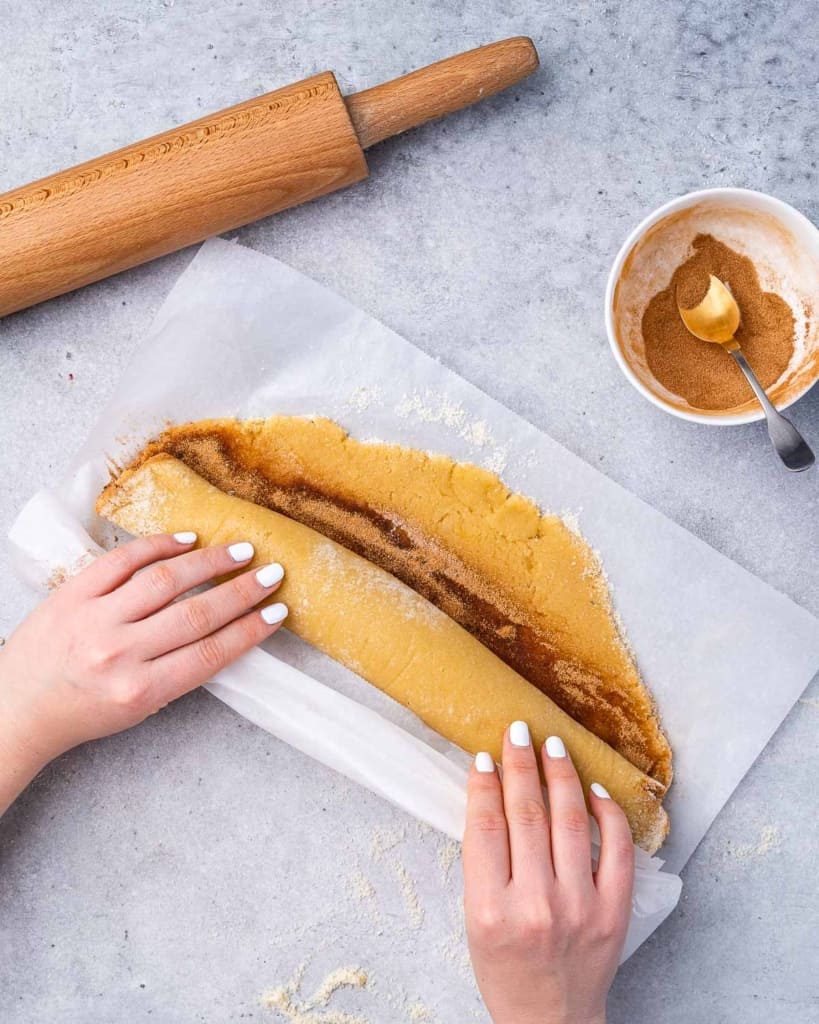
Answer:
[{"left": 310, "top": 542, "right": 443, "bottom": 630}]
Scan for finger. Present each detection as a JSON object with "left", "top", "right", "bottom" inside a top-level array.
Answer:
[
  {"left": 541, "top": 736, "right": 594, "bottom": 891},
  {"left": 463, "top": 753, "right": 511, "bottom": 899},
  {"left": 147, "top": 601, "right": 289, "bottom": 704},
  {"left": 75, "top": 533, "right": 199, "bottom": 597},
  {"left": 501, "top": 721, "right": 553, "bottom": 887},
  {"left": 136, "top": 561, "right": 286, "bottom": 658},
  {"left": 590, "top": 782, "right": 635, "bottom": 925},
  {"left": 113, "top": 541, "right": 257, "bottom": 621}
]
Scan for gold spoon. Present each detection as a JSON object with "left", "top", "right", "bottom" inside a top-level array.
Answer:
[{"left": 677, "top": 274, "right": 814, "bottom": 472}]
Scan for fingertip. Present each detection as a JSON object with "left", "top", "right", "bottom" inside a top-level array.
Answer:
[
  {"left": 508, "top": 720, "right": 531, "bottom": 748},
  {"left": 260, "top": 602, "right": 288, "bottom": 626},
  {"left": 255, "top": 562, "right": 285, "bottom": 589},
  {"left": 589, "top": 783, "right": 628, "bottom": 823},
  {"left": 474, "top": 751, "right": 496, "bottom": 774},
  {"left": 173, "top": 531, "right": 198, "bottom": 545},
  {"left": 227, "top": 541, "right": 255, "bottom": 563},
  {"left": 540, "top": 736, "right": 580, "bottom": 783},
  {"left": 544, "top": 735, "right": 567, "bottom": 760},
  {"left": 590, "top": 784, "right": 633, "bottom": 863}
]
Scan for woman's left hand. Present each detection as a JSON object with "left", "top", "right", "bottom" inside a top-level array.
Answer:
[{"left": 0, "top": 533, "right": 287, "bottom": 814}]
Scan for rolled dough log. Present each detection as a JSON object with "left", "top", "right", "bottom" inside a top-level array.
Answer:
[
  {"left": 97, "top": 454, "right": 669, "bottom": 852},
  {"left": 124, "top": 415, "right": 672, "bottom": 788}
]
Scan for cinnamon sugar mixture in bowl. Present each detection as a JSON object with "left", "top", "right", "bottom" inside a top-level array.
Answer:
[
  {"left": 606, "top": 189, "right": 819, "bottom": 425},
  {"left": 642, "top": 234, "right": 795, "bottom": 411}
]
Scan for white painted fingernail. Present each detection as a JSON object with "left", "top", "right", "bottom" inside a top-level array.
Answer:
[
  {"left": 590, "top": 782, "right": 610, "bottom": 799},
  {"left": 509, "top": 721, "right": 530, "bottom": 747},
  {"left": 475, "top": 752, "right": 495, "bottom": 773},
  {"left": 545, "top": 735, "right": 567, "bottom": 759},
  {"left": 174, "top": 531, "right": 197, "bottom": 544},
  {"left": 228, "top": 542, "right": 254, "bottom": 562},
  {"left": 255, "top": 563, "right": 284, "bottom": 588},
  {"left": 261, "top": 602, "right": 288, "bottom": 625}
]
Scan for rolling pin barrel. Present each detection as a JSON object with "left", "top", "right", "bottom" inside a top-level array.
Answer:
[{"left": 0, "top": 37, "right": 538, "bottom": 318}]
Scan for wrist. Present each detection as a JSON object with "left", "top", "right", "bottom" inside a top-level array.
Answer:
[
  {"left": 495, "top": 1012, "right": 605, "bottom": 1024},
  {"left": 0, "top": 650, "right": 62, "bottom": 780},
  {"left": 545, "top": 1017, "right": 605, "bottom": 1024}
]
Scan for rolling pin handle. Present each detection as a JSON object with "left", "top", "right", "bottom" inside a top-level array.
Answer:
[{"left": 344, "top": 36, "right": 539, "bottom": 149}]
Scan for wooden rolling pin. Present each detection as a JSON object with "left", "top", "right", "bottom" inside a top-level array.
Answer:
[{"left": 0, "top": 37, "right": 538, "bottom": 318}]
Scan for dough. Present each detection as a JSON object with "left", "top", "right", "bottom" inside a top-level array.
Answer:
[
  {"left": 123, "top": 415, "right": 672, "bottom": 787},
  {"left": 97, "top": 454, "right": 669, "bottom": 852}
]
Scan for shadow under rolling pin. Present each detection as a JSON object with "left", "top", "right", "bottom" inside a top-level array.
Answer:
[{"left": 0, "top": 37, "right": 539, "bottom": 318}]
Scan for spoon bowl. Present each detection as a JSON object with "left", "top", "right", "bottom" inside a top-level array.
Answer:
[
  {"left": 677, "top": 275, "right": 740, "bottom": 346},
  {"left": 675, "top": 276, "right": 814, "bottom": 472}
]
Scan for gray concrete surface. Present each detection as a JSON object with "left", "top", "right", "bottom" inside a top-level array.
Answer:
[{"left": 2, "top": 2, "right": 818, "bottom": 1021}]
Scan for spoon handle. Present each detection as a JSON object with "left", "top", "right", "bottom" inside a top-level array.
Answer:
[{"left": 730, "top": 349, "right": 815, "bottom": 472}]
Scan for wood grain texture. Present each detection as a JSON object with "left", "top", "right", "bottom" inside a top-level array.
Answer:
[
  {"left": 345, "top": 36, "right": 539, "bottom": 148},
  {"left": 0, "top": 72, "right": 367, "bottom": 317}
]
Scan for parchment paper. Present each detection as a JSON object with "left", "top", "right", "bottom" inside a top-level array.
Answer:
[{"left": 9, "top": 238, "right": 819, "bottom": 959}]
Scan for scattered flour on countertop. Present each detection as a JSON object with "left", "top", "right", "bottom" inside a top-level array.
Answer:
[
  {"left": 262, "top": 821, "right": 471, "bottom": 1022},
  {"left": 382, "top": 984, "right": 411, "bottom": 1019},
  {"left": 396, "top": 392, "right": 467, "bottom": 431},
  {"left": 729, "top": 825, "right": 782, "bottom": 859},
  {"left": 436, "top": 892, "right": 475, "bottom": 983},
  {"left": 346, "top": 386, "right": 383, "bottom": 413},
  {"left": 393, "top": 861, "right": 425, "bottom": 929},
  {"left": 261, "top": 963, "right": 370, "bottom": 1023},
  {"left": 382, "top": 984, "right": 440, "bottom": 1022},
  {"left": 408, "top": 1001, "right": 439, "bottom": 1022},
  {"left": 369, "top": 824, "right": 407, "bottom": 860},
  {"left": 436, "top": 840, "right": 461, "bottom": 882},
  {"left": 799, "top": 696, "right": 819, "bottom": 710},
  {"left": 311, "top": 969, "right": 370, "bottom": 1009},
  {"left": 347, "top": 871, "right": 377, "bottom": 904},
  {"left": 369, "top": 824, "right": 425, "bottom": 929},
  {"left": 395, "top": 390, "right": 508, "bottom": 474},
  {"left": 343, "top": 869, "right": 382, "bottom": 929},
  {"left": 460, "top": 419, "right": 492, "bottom": 447}
]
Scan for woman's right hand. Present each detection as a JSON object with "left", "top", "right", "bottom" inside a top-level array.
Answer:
[{"left": 463, "top": 722, "right": 634, "bottom": 1024}]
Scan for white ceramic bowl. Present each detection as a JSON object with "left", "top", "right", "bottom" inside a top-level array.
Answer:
[{"left": 605, "top": 187, "right": 819, "bottom": 425}]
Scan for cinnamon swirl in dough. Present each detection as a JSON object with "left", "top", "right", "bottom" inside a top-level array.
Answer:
[
  {"left": 97, "top": 435, "right": 671, "bottom": 853},
  {"left": 112, "top": 415, "right": 672, "bottom": 787}
]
